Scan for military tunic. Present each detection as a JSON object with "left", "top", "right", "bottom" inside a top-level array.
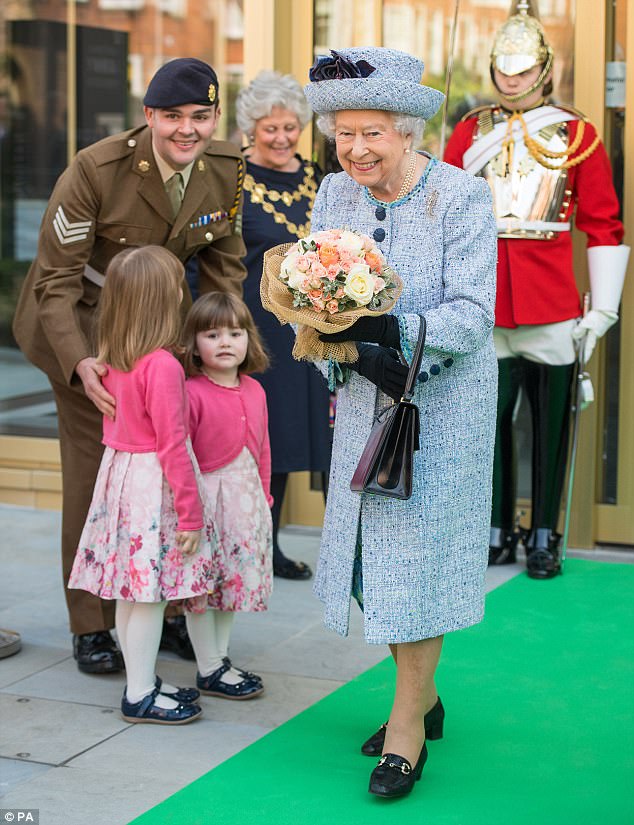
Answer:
[
  {"left": 444, "top": 105, "right": 624, "bottom": 328},
  {"left": 13, "top": 124, "right": 246, "bottom": 385}
]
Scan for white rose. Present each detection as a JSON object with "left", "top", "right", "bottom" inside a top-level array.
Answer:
[
  {"left": 343, "top": 263, "right": 374, "bottom": 305},
  {"left": 338, "top": 230, "right": 365, "bottom": 253},
  {"left": 280, "top": 253, "right": 307, "bottom": 290}
]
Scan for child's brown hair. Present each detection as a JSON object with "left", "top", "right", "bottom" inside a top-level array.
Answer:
[
  {"left": 97, "top": 246, "right": 184, "bottom": 371},
  {"left": 182, "top": 291, "right": 269, "bottom": 376}
]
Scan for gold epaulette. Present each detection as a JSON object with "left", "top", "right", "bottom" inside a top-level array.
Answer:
[{"left": 460, "top": 104, "right": 498, "bottom": 123}]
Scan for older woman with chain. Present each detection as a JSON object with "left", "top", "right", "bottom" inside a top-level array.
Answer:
[{"left": 236, "top": 71, "right": 332, "bottom": 580}]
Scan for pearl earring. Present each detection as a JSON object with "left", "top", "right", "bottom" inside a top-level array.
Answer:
[{"left": 249, "top": 134, "right": 255, "bottom": 145}]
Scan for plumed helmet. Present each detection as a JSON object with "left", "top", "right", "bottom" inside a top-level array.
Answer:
[{"left": 491, "top": 1, "right": 553, "bottom": 76}]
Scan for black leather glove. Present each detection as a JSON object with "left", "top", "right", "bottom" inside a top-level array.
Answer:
[
  {"left": 347, "top": 344, "right": 409, "bottom": 401},
  {"left": 319, "top": 314, "right": 400, "bottom": 349}
]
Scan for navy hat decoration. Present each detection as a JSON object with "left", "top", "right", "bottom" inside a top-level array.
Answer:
[
  {"left": 304, "top": 47, "right": 444, "bottom": 120},
  {"left": 144, "top": 57, "right": 219, "bottom": 108}
]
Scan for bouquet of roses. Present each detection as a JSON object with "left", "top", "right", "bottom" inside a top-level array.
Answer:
[{"left": 261, "top": 229, "right": 403, "bottom": 363}]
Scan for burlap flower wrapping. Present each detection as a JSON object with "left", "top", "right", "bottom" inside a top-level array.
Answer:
[{"left": 261, "top": 242, "right": 403, "bottom": 363}]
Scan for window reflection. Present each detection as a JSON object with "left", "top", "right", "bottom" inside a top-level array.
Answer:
[
  {"left": 0, "top": 0, "right": 244, "bottom": 435},
  {"left": 382, "top": 0, "right": 575, "bottom": 155}
]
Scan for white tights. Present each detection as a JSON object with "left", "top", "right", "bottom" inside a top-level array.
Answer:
[
  {"left": 185, "top": 609, "right": 243, "bottom": 685},
  {"left": 115, "top": 600, "right": 179, "bottom": 709}
]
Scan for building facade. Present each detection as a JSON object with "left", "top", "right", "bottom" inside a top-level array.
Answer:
[{"left": 0, "top": 0, "right": 632, "bottom": 547}]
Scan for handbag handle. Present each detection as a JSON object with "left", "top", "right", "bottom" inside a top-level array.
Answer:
[{"left": 401, "top": 316, "right": 427, "bottom": 402}]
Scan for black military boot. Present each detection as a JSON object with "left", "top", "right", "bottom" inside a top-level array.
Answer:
[
  {"left": 523, "top": 360, "right": 575, "bottom": 580},
  {"left": 489, "top": 359, "right": 523, "bottom": 567},
  {"left": 525, "top": 528, "right": 561, "bottom": 579},
  {"left": 73, "top": 631, "right": 124, "bottom": 674},
  {"left": 489, "top": 526, "right": 520, "bottom": 565}
]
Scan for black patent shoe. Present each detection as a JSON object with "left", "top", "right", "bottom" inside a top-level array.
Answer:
[
  {"left": 361, "top": 697, "right": 444, "bottom": 756},
  {"left": 197, "top": 663, "right": 264, "bottom": 700},
  {"left": 121, "top": 687, "right": 202, "bottom": 725},
  {"left": 488, "top": 527, "right": 519, "bottom": 565},
  {"left": 222, "top": 657, "right": 263, "bottom": 685},
  {"left": 526, "top": 528, "right": 561, "bottom": 579},
  {"left": 155, "top": 675, "right": 200, "bottom": 703},
  {"left": 159, "top": 616, "right": 196, "bottom": 660},
  {"left": 526, "top": 547, "right": 561, "bottom": 579},
  {"left": 273, "top": 555, "right": 312, "bottom": 580},
  {"left": 73, "top": 631, "right": 124, "bottom": 674},
  {"left": 369, "top": 744, "right": 428, "bottom": 798}
]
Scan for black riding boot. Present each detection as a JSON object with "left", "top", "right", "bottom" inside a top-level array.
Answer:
[
  {"left": 489, "top": 358, "right": 523, "bottom": 565},
  {"left": 522, "top": 360, "right": 575, "bottom": 579}
]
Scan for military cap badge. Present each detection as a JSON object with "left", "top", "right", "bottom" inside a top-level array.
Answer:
[{"left": 208, "top": 84, "right": 216, "bottom": 103}]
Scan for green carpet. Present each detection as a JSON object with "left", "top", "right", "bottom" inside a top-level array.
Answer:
[{"left": 130, "top": 560, "right": 634, "bottom": 825}]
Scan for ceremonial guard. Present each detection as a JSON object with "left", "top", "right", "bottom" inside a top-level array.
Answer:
[
  {"left": 13, "top": 58, "right": 246, "bottom": 671},
  {"left": 444, "top": 1, "right": 629, "bottom": 578}
]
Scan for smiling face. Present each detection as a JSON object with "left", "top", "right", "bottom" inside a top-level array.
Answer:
[
  {"left": 249, "top": 106, "right": 302, "bottom": 171},
  {"left": 144, "top": 103, "right": 220, "bottom": 169},
  {"left": 334, "top": 110, "right": 411, "bottom": 200},
  {"left": 493, "top": 65, "right": 549, "bottom": 110},
  {"left": 195, "top": 325, "right": 249, "bottom": 386}
]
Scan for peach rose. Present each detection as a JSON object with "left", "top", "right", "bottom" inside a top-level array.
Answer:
[
  {"left": 364, "top": 251, "right": 384, "bottom": 272},
  {"left": 319, "top": 243, "right": 340, "bottom": 267}
]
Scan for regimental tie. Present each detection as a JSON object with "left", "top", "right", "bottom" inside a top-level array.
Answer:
[{"left": 165, "top": 172, "right": 184, "bottom": 218}]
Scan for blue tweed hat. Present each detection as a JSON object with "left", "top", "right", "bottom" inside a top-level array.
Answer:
[
  {"left": 304, "top": 47, "right": 444, "bottom": 120},
  {"left": 144, "top": 58, "right": 219, "bottom": 108}
]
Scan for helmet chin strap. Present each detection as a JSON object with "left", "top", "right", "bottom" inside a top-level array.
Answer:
[{"left": 492, "top": 50, "right": 554, "bottom": 105}]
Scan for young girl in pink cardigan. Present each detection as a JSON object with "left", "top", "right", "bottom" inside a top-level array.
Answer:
[
  {"left": 69, "top": 246, "right": 212, "bottom": 725},
  {"left": 181, "top": 292, "right": 273, "bottom": 700}
]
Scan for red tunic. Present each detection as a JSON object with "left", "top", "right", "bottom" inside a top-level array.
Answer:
[{"left": 444, "top": 111, "right": 624, "bottom": 328}]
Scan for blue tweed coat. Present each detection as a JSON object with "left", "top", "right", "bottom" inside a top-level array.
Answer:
[{"left": 311, "top": 158, "right": 498, "bottom": 644}]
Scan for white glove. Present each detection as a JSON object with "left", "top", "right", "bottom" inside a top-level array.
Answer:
[
  {"left": 572, "top": 244, "right": 631, "bottom": 363},
  {"left": 572, "top": 309, "right": 618, "bottom": 363}
]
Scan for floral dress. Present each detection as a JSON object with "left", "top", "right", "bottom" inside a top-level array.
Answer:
[
  {"left": 69, "top": 445, "right": 215, "bottom": 602},
  {"left": 186, "top": 447, "right": 273, "bottom": 613},
  {"left": 68, "top": 349, "right": 215, "bottom": 603}
]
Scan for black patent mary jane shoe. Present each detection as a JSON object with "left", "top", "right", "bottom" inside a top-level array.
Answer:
[
  {"left": 155, "top": 675, "right": 200, "bottom": 703},
  {"left": 121, "top": 687, "right": 202, "bottom": 725},
  {"left": 222, "top": 657, "right": 263, "bottom": 685},
  {"left": 159, "top": 616, "right": 196, "bottom": 660},
  {"left": 361, "top": 698, "right": 444, "bottom": 756},
  {"left": 73, "top": 631, "right": 124, "bottom": 674},
  {"left": 197, "top": 662, "right": 264, "bottom": 700},
  {"left": 369, "top": 744, "right": 428, "bottom": 799}
]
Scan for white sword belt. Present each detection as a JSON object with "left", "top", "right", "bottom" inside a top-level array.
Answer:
[
  {"left": 83, "top": 264, "right": 106, "bottom": 287},
  {"left": 497, "top": 219, "right": 571, "bottom": 240}
]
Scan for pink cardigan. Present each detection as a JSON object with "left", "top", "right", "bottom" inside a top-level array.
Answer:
[
  {"left": 186, "top": 374, "right": 273, "bottom": 506},
  {"left": 102, "top": 349, "right": 203, "bottom": 531}
]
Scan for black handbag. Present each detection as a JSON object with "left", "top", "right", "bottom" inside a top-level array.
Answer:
[{"left": 350, "top": 317, "right": 427, "bottom": 500}]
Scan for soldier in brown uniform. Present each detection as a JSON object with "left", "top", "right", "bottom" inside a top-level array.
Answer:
[{"left": 13, "top": 58, "right": 246, "bottom": 673}]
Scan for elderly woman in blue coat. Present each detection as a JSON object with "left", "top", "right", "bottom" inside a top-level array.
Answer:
[{"left": 304, "top": 48, "right": 498, "bottom": 799}]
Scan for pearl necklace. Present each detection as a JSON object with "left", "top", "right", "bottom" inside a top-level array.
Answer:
[
  {"left": 369, "top": 150, "right": 417, "bottom": 203},
  {"left": 395, "top": 150, "right": 417, "bottom": 201}
]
